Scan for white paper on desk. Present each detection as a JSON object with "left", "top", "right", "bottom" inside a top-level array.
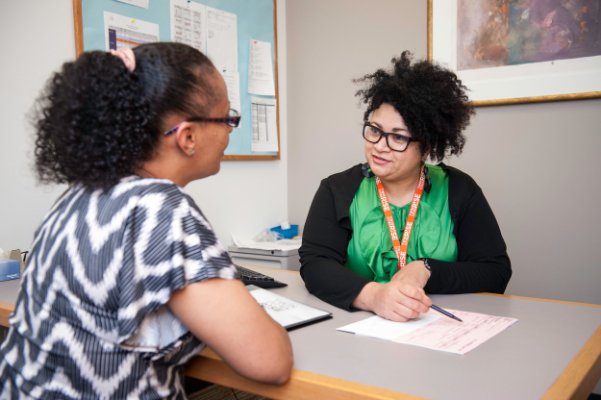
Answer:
[
  {"left": 251, "top": 97, "right": 278, "bottom": 152},
  {"left": 248, "top": 39, "right": 276, "bottom": 96},
  {"left": 337, "top": 314, "right": 441, "bottom": 341},
  {"left": 104, "top": 12, "right": 159, "bottom": 51},
  {"left": 170, "top": 0, "right": 206, "bottom": 53},
  {"left": 221, "top": 70, "right": 241, "bottom": 127},
  {"left": 231, "top": 235, "right": 301, "bottom": 251},
  {"left": 247, "top": 285, "right": 331, "bottom": 329},
  {"left": 206, "top": 7, "right": 238, "bottom": 73},
  {"left": 338, "top": 309, "right": 518, "bottom": 355}
]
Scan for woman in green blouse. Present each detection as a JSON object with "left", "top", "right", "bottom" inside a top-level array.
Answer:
[{"left": 300, "top": 52, "right": 511, "bottom": 322}]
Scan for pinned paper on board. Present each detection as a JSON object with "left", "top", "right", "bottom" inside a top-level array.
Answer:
[
  {"left": 221, "top": 70, "right": 241, "bottom": 128},
  {"left": 170, "top": 0, "right": 206, "bottom": 53},
  {"left": 206, "top": 7, "right": 238, "bottom": 73},
  {"left": 104, "top": 12, "right": 159, "bottom": 51},
  {"left": 248, "top": 39, "right": 276, "bottom": 96},
  {"left": 251, "top": 97, "right": 278, "bottom": 152},
  {"left": 115, "top": 0, "right": 149, "bottom": 9}
]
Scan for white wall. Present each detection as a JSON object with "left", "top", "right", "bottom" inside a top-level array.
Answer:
[
  {"left": 0, "top": 0, "right": 288, "bottom": 250},
  {"left": 0, "top": 1, "right": 73, "bottom": 252},
  {"left": 184, "top": 0, "right": 288, "bottom": 243},
  {"left": 447, "top": 99, "right": 601, "bottom": 306}
]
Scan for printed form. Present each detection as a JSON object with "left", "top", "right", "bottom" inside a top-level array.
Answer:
[{"left": 338, "top": 309, "right": 518, "bottom": 355}]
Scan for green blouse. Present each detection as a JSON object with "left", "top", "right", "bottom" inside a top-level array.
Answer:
[{"left": 346, "top": 164, "right": 458, "bottom": 283}]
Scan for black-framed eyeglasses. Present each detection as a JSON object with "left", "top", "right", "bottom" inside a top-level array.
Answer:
[
  {"left": 164, "top": 109, "right": 241, "bottom": 135},
  {"left": 362, "top": 123, "right": 413, "bottom": 152}
]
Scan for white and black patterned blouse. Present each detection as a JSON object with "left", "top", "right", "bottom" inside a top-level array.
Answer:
[{"left": 0, "top": 176, "right": 238, "bottom": 399}]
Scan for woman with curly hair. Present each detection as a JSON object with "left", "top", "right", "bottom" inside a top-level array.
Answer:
[
  {"left": 0, "top": 43, "right": 292, "bottom": 399},
  {"left": 299, "top": 51, "right": 511, "bottom": 322}
]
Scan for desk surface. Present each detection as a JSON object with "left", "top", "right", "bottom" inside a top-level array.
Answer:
[
  {"left": 2, "top": 269, "right": 600, "bottom": 399},
  {"left": 185, "top": 268, "right": 601, "bottom": 400}
]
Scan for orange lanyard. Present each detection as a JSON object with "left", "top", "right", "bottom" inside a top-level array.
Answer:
[{"left": 375, "top": 165, "right": 426, "bottom": 269}]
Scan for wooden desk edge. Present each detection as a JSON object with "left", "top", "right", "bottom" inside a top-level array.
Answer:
[
  {"left": 542, "top": 325, "right": 601, "bottom": 400},
  {"left": 186, "top": 349, "right": 427, "bottom": 400}
]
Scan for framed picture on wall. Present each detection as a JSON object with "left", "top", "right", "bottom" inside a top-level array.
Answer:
[{"left": 428, "top": 0, "right": 601, "bottom": 106}]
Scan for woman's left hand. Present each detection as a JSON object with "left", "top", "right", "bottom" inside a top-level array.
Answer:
[{"left": 392, "top": 260, "right": 431, "bottom": 289}]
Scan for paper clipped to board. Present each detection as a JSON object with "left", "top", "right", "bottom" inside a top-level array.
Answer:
[
  {"left": 337, "top": 309, "right": 518, "bottom": 355},
  {"left": 248, "top": 39, "right": 276, "bottom": 96}
]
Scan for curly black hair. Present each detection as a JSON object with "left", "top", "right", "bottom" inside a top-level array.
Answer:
[
  {"left": 34, "top": 42, "right": 219, "bottom": 189},
  {"left": 354, "top": 51, "right": 475, "bottom": 161}
]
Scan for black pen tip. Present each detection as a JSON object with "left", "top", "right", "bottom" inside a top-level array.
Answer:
[{"left": 454, "top": 316, "right": 463, "bottom": 322}]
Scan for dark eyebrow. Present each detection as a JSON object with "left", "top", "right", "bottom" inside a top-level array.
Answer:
[{"left": 369, "top": 121, "right": 409, "bottom": 134}]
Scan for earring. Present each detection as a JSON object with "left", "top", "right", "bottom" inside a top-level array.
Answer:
[
  {"left": 423, "top": 163, "right": 432, "bottom": 193},
  {"left": 190, "top": 150, "right": 195, "bottom": 155}
]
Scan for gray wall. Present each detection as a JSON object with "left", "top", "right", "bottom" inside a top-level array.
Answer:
[
  {"left": 287, "top": 0, "right": 428, "bottom": 227},
  {"left": 447, "top": 99, "right": 601, "bottom": 305},
  {"left": 286, "top": 0, "right": 601, "bottom": 306}
]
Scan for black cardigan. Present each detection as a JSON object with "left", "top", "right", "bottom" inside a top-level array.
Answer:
[{"left": 299, "top": 163, "right": 512, "bottom": 311}]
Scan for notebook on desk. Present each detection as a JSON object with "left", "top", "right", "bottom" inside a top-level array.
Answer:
[{"left": 246, "top": 285, "right": 332, "bottom": 329}]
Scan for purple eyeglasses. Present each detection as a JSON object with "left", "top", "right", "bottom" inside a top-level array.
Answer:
[{"left": 164, "top": 109, "right": 241, "bottom": 135}]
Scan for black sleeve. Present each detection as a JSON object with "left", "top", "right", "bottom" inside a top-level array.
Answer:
[
  {"left": 424, "top": 181, "right": 512, "bottom": 294},
  {"left": 299, "top": 180, "right": 372, "bottom": 310}
]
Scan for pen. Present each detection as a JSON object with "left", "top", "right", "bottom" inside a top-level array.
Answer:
[{"left": 431, "top": 304, "right": 463, "bottom": 322}]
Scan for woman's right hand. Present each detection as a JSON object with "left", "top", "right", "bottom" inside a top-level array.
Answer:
[{"left": 351, "top": 281, "right": 432, "bottom": 322}]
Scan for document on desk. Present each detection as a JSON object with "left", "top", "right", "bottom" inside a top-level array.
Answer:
[
  {"left": 247, "top": 285, "right": 331, "bottom": 329},
  {"left": 337, "top": 309, "right": 518, "bottom": 355}
]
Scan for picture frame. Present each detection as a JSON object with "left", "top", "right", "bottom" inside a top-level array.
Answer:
[{"left": 427, "top": 0, "right": 601, "bottom": 107}]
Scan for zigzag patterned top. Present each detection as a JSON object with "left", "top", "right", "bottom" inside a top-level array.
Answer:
[{"left": 0, "top": 176, "right": 238, "bottom": 399}]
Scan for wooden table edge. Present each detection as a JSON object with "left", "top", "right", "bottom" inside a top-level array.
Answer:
[
  {"left": 186, "top": 349, "right": 428, "bottom": 400},
  {"left": 541, "top": 325, "right": 601, "bottom": 400}
]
